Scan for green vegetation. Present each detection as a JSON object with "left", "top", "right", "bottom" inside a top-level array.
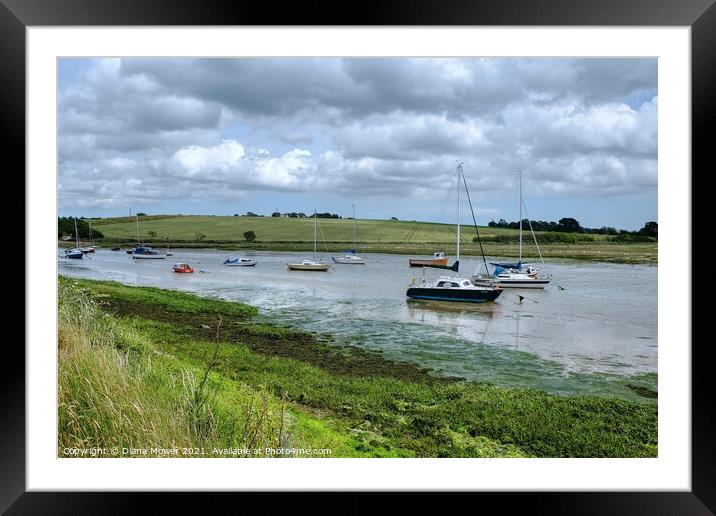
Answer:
[
  {"left": 58, "top": 217, "right": 104, "bottom": 240},
  {"left": 59, "top": 277, "right": 658, "bottom": 458},
  {"left": 85, "top": 215, "right": 657, "bottom": 264}
]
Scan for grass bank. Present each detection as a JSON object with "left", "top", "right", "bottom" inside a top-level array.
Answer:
[
  {"left": 84, "top": 215, "right": 656, "bottom": 264},
  {"left": 59, "top": 277, "right": 658, "bottom": 458}
]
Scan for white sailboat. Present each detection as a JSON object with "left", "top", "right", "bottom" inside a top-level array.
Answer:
[
  {"left": 287, "top": 211, "right": 332, "bottom": 271},
  {"left": 332, "top": 204, "right": 366, "bottom": 264},
  {"left": 472, "top": 169, "right": 551, "bottom": 289}
]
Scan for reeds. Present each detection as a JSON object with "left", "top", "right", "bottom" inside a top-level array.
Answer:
[{"left": 58, "top": 278, "right": 287, "bottom": 457}]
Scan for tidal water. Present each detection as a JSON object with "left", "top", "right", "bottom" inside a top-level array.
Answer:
[{"left": 59, "top": 248, "right": 658, "bottom": 400}]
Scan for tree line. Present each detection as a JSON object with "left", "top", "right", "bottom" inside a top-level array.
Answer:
[
  {"left": 235, "top": 211, "right": 342, "bottom": 219},
  {"left": 487, "top": 217, "right": 657, "bottom": 239},
  {"left": 58, "top": 217, "right": 104, "bottom": 239}
]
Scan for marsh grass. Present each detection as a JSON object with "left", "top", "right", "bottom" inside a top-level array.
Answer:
[{"left": 58, "top": 279, "right": 283, "bottom": 457}]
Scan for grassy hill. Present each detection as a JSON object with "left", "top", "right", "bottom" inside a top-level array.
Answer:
[{"left": 93, "top": 214, "right": 611, "bottom": 244}]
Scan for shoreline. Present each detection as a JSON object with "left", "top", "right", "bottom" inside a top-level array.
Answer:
[
  {"left": 60, "top": 240, "right": 658, "bottom": 265},
  {"left": 58, "top": 276, "right": 658, "bottom": 458}
]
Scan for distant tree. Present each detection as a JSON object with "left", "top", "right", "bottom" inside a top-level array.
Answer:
[
  {"left": 639, "top": 221, "right": 658, "bottom": 238},
  {"left": 271, "top": 212, "right": 281, "bottom": 217},
  {"left": 136, "top": 212, "right": 147, "bottom": 217},
  {"left": 557, "top": 217, "right": 582, "bottom": 233},
  {"left": 245, "top": 211, "right": 259, "bottom": 217},
  {"left": 390, "top": 217, "right": 398, "bottom": 221},
  {"left": 57, "top": 217, "right": 104, "bottom": 239},
  {"left": 298, "top": 212, "right": 307, "bottom": 218},
  {"left": 243, "top": 230, "right": 256, "bottom": 242},
  {"left": 233, "top": 213, "right": 239, "bottom": 217}
]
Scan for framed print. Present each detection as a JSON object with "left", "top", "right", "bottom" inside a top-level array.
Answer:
[{"left": 7, "top": 0, "right": 710, "bottom": 511}]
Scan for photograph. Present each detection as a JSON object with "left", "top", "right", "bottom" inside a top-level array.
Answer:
[{"left": 56, "top": 56, "right": 659, "bottom": 460}]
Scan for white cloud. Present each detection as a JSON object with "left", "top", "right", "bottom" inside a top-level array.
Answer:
[{"left": 58, "top": 57, "right": 657, "bottom": 223}]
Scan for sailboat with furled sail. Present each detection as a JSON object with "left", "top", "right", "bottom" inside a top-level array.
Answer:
[
  {"left": 472, "top": 168, "right": 551, "bottom": 289},
  {"left": 332, "top": 204, "right": 366, "bottom": 264},
  {"left": 406, "top": 162, "right": 502, "bottom": 303},
  {"left": 287, "top": 211, "right": 332, "bottom": 271}
]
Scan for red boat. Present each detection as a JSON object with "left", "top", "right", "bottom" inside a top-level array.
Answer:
[{"left": 172, "top": 262, "right": 194, "bottom": 273}]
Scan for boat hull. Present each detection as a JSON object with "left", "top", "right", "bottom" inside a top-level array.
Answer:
[
  {"left": 172, "top": 268, "right": 193, "bottom": 273},
  {"left": 473, "top": 278, "right": 550, "bottom": 289},
  {"left": 333, "top": 258, "right": 365, "bottom": 264},
  {"left": 287, "top": 263, "right": 331, "bottom": 271},
  {"left": 64, "top": 252, "right": 83, "bottom": 259},
  {"left": 409, "top": 258, "right": 449, "bottom": 267},
  {"left": 132, "top": 254, "right": 166, "bottom": 259},
  {"left": 224, "top": 259, "right": 257, "bottom": 266},
  {"left": 406, "top": 287, "right": 502, "bottom": 303}
]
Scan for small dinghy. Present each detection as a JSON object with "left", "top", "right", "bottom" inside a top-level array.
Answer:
[{"left": 172, "top": 262, "right": 194, "bottom": 273}]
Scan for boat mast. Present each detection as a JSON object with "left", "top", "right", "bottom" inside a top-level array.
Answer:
[
  {"left": 74, "top": 217, "right": 80, "bottom": 248},
  {"left": 456, "top": 162, "right": 462, "bottom": 265},
  {"left": 352, "top": 203, "right": 357, "bottom": 249},
  {"left": 135, "top": 214, "right": 141, "bottom": 245},
  {"left": 313, "top": 210, "right": 317, "bottom": 259},
  {"left": 88, "top": 220, "right": 94, "bottom": 246},
  {"left": 518, "top": 168, "right": 523, "bottom": 263}
]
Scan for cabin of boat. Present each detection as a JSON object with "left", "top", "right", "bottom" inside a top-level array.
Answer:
[
  {"left": 287, "top": 260, "right": 331, "bottom": 271},
  {"left": 172, "top": 262, "right": 194, "bottom": 273},
  {"left": 223, "top": 257, "right": 257, "bottom": 267},
  {"left": 409, "top": 251, "right": 449, "bottom": 267}
]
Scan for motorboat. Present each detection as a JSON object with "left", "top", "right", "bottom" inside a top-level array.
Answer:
[
  {"left": 223, "top": 257, "right": 257, "bottom": 267},
  {"left": 172, "top": 262, "right": 194, "bottom": 273}
]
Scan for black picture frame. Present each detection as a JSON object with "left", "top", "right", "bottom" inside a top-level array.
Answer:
[{"left": 7, "top": 0, "right": 707, "bottom": 512}]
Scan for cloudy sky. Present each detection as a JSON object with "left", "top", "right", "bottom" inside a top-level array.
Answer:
[{"left": 58, "top": 58, "right": 657, "bottom": 230}]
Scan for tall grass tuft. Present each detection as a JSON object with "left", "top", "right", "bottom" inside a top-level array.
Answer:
[{"left": 58, "top": 278, "right": 286, "bottom": 457}]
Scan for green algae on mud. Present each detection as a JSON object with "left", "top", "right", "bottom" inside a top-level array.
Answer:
[{"left": 60, "top": 276, "right": 658, "bottom": 458}]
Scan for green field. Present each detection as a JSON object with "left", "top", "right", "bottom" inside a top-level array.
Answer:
[
  {"left": 86, "top": 215, "right": 657, "bottom": 264},
  {"left": 93, "top": 214, "right": 610, "bottom": 242},
  {"left": 58, "top": 276, "right": 657, "bottom": 458}
]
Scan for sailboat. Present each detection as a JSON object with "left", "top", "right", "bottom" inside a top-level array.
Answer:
[
  {"left": 130, "top": 215, "right": 166, "bottom": 259},
  {"left": 406, "top": 163, "right": 502, "bottom": 303},
  {"left": 64, "top": 218, "right": 84, "bottom": 259},
  {"left": 81, "top": 220, "right": 96, "bottom": 253},
  {"left": 472, "top": 169, "right": 551, "bottom": 289},
  {"left": 287, "top": 211, "right": 332, "bottom": 271},
  {"left": 332, "top": 204, "right": 366, "bottom": 264}
]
